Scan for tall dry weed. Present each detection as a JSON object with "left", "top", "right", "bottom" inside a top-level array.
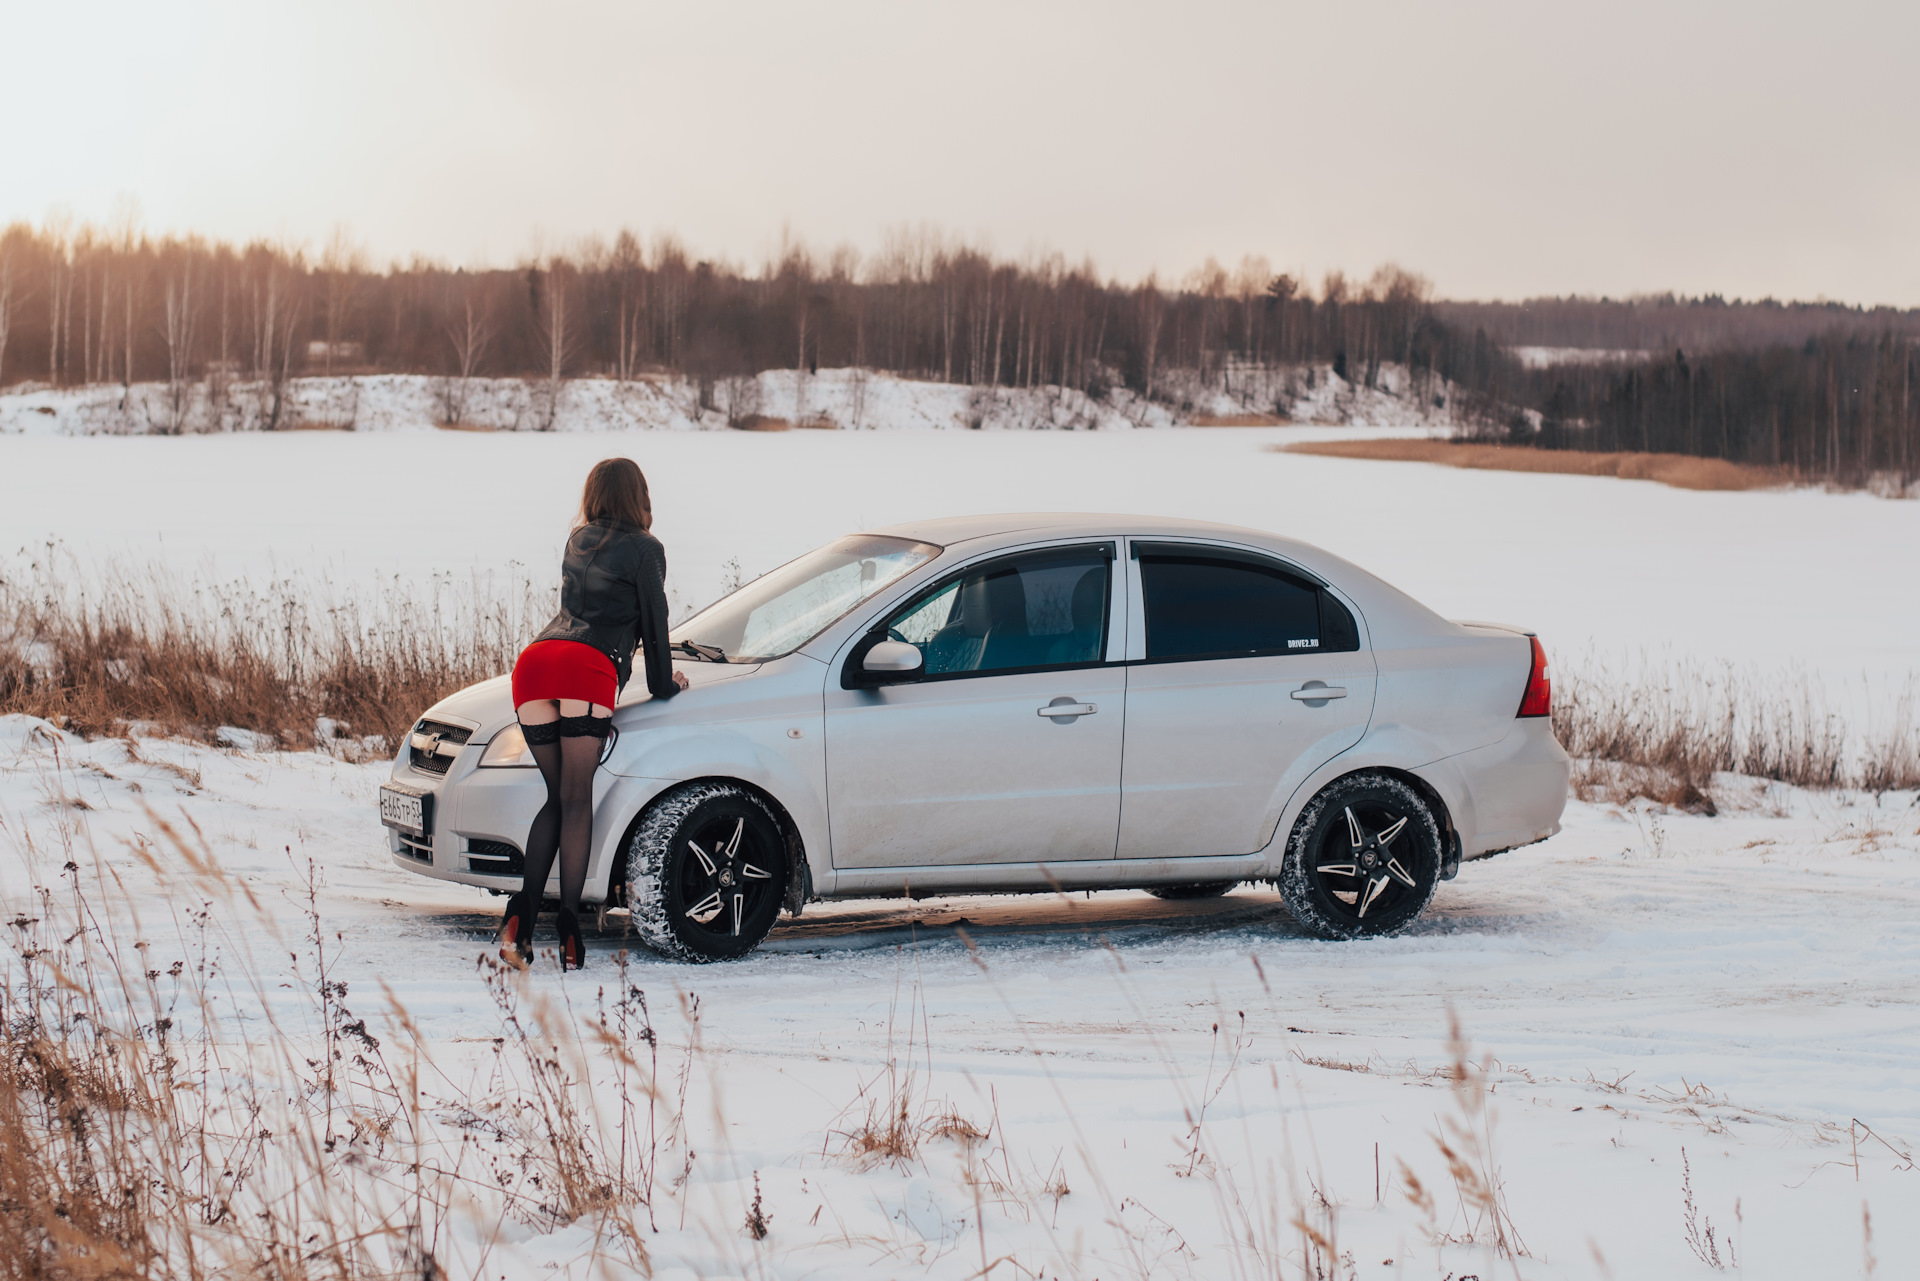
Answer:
[
  {"left": 0, "top": 547, "right": 545, "bottom": 750},
  {"left": 1556, "top": 655, "right": 1920, "bottom": 805},
  {"left": 0, "top": 787, "right": 667, "bottom": 1278}
]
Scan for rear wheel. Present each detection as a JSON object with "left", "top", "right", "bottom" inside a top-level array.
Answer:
[
  {"left": 1145, "top": 881, "right": 1239, "bottom": 900},
  {"left": 1278, "top": 773, "right": 1440, "bottom": 939},
  {"left": 627, "top": 782, "right": 788, "bottom": 962}
]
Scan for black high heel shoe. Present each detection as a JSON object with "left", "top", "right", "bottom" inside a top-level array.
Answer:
[
  {"left": 497, "top": 891, "right": 537, "bottom": 969},
  {"left": 555, "top": 908, "right": 586, "bottom": 972}
]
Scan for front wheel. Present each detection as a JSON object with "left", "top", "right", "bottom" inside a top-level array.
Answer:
[
  {"left": 627, "top": 782, "right": 788, "bottom": 962},
  {"left": 1277, "top": 773, "right": 1440, "bottom": 939}
]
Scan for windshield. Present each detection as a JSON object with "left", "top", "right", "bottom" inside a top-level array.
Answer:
[{"left": 671, "top": 534, "right": 941, "bottom": 662}]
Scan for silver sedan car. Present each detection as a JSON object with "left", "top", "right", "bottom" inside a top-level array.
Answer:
[{"left": 379, "top": 514, "right": 1568, "bottom": 960}]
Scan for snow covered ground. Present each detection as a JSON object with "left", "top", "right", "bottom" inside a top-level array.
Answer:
[
  {"left": 2, "top": 425, "right": 1916, "bottom": 1276},
  {"left": 4, "top": 716, "right": 1914, "bottom": 1279}
]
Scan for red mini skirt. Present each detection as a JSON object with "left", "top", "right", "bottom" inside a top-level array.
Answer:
[{"left": 511, "top": 639, "right": 617, "bottom": 710}]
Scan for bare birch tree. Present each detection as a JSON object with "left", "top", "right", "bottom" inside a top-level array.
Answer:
[
  {"left": 257, "top": 252, "right": 304, "bottom": 430},
  {"left": 0, "top": 244, "right": 18, "bottom": 388},
  {"left": 532, "top": 260, "right": 577, "bottom": 430},
  {"left": 440, "top": 281, "right": 493, "bottom": 425},
  {"left": 1135, "top": 276, "right": 1165, "bottom": 402},
  {"left": 319, "top": 225, "right": 365, "bottom": 376},
  {"left": 46, "top": 223, "right": 69, "bottom": 384},
  {"left": 158, "top": 257, "right": 199, "bottom": 433}
]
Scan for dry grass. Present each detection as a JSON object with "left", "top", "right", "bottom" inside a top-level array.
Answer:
[
  {"left": 0, "top": 808, "right": 664, "bottom": 1279},
  {"left": 1555, "top": 658, "right": 1920, "bottom": 807},
  {"left": 730, "top": 415, "right": 792, "bottom": 432},
  {"left": 1279, "top": 437, "right": 1790, "bottom": 492},
  {"left": 826, "top": 959, "right": 997, "bottom": 1174},
  {"left": 0, "top": 552, "right": 543, "bottom": 752},
  {"left": 9, "top": 549, "right": 1913, "bottom": 813},
  {"left": 1188, "top": 412, "right": 1287, "bottom": 427}
]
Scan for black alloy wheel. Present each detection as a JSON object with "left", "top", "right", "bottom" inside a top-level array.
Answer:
[
  {"left": 1145, "top": 881, "right": 1240, "bottom": 901},
  {"left": 627, "top": 782, "right": 789, "bottom": 962},
  {"left": 1277, "top": 773, "right": 1440, "bottom": 939}
]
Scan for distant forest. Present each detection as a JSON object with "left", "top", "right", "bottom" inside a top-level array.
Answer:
[
  {"left": 1439, "top": 295, "right": 1920, "bottom": 354},
  {"left": 1441, "top": 295, "right": 1919, "bottom": 487},
  {"left": 0, "top": 223, "right": 1499, "bottom": 420},
  {"left": 0, "top": 220, "right": 1914, "bottom": 489},
  {"left": 1512, "top": 336, "right": 1918, "bottom": 488}
]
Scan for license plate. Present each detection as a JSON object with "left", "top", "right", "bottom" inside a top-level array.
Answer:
[{"left": 379, "top": 782, "right": 434, "bottom": 836}]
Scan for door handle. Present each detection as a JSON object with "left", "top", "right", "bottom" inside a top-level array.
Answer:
[
  {"left": 1037, "top": 700, "right": 1097, "bottom": 719},
  {"left": 1290, "top": 684, "right": 1348, "bottom": 701}
]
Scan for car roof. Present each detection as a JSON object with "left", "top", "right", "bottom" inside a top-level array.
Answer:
[
  {"left": 867, "top": 511, "right": 1307, "bottom": 551},
  {"left": 839, "top": 511, "right": 1458, "bottom": 654}
]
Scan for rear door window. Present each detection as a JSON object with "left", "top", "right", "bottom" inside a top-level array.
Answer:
[{"left": 1139, "top": 550, "right": 1356, "bottom": 660}]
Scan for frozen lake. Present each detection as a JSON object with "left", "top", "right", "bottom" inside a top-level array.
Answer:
[{"left": 4, "top": 426, "right": 1917, "bottom": 690}]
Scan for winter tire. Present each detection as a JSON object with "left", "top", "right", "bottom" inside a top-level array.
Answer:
[
  {"left": 1277, "top": 773, "right": 1440, "bottom": 939},
  {"left": 1145, "top": 881, "right": 1239, "bottom": 900},
  {"left": 627, "top": 782, "right": 789, "bottom": 962}
]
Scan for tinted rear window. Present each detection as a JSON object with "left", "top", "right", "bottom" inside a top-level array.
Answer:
[{"left": 1141, "top": 553, "right": 1358, "bottom": 660}]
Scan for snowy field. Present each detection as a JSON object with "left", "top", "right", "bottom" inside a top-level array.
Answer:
[
  {"left": 3, "top": 425, "right": 1916, "bottom": 690},
  {"left": 3, "top": 426, "right": 1917, "bottom": 1277}
]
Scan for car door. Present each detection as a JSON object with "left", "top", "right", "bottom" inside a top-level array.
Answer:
[
  {"left": 824, "top": 542, "right": 1126, "bottom": 870},
  {"left": 1117, "top": 541, "right": 1376, "bottom": 860}
]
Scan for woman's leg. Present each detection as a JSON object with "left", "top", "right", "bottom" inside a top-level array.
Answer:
[
  {"left": 553, "top": 699, "right": 613, "bottom": 916},
  {"left": 516, "top": 700, "right": 564, "bottom": 908}
]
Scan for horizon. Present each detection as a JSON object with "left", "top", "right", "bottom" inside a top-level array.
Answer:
[
  {"left": 5, "top": 213, "right": 1917, "bottom": 315},
  {"left": 6, "top": 0, "right": 1917, "bottom": 308}
]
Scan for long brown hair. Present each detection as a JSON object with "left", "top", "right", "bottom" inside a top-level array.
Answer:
[{"left": 577, "top": 458, "right": 652, "bottom": 531}]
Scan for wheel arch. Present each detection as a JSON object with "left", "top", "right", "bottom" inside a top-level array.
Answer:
[
  {"left": 1362, "top": 766, "right": 1461, "bottom": 879},
  {"left": 1262, "top": 757, "right": 1463, "bottom": 879},
  {"left": 618, "top": 774, "right": 814, "bottom": 916}
]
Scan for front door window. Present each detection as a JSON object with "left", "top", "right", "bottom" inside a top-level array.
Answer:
[{"left": 887, "top": 546, "right": 1112, "bottom": 676}]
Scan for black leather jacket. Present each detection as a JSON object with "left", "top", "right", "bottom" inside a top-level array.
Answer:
[{"left": 533, "top": 519, "right": 678, "bottom": 700}]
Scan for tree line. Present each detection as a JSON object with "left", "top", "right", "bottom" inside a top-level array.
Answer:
[
  {"left": 1439, "top": 294, "right": 1920, "bottom": 355},
  {"left": 5, "top": 217, "right": 1908, "bottom": 488},
  {"left": 0, "top": 220, "right": 1506, "bottom": 422},
  {"left": 1515, "top": 335, "right": 1919, "bottom": 488}
]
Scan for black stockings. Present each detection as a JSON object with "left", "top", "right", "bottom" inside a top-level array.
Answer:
[{"left": 520, "top": 733, "right": 603, "bottom": 915}]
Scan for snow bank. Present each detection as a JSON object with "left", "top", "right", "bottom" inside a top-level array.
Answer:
[{"left": 0, "top": 363, "right": 1453, "bottom": 436}]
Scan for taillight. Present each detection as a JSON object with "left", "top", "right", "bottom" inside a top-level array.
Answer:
[{"left": 1517, "top": 635, "right": 1551, "bottom": 718}]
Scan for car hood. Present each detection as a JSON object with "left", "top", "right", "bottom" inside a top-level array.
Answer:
[{"left": 420, "top": 660, "right": 759, "bottom": 744}]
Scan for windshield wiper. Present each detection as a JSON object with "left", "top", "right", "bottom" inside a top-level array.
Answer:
[{"left": 674, "top": 640, "right": 728, "bottom": 663}]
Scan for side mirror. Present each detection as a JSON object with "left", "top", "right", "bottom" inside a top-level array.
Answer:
[{"left": 862, "top": 640, "right": 924, "bottom": 677}]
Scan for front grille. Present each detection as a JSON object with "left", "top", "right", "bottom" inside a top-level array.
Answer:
[
  {"left": 397, "top": 833, "right": 433, "bottom": 863},
  {"left": 408, "top": 720, "right": 472, "bottom": 776},
  {"left": 465, "top": 838, "right": 523, "bottom": 876}
]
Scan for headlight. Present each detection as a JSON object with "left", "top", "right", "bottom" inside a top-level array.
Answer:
[{"left": 477, "top": 724, "right": 535, "bottom": 767}]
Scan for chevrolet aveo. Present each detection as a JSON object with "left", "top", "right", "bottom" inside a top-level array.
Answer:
[{"left": 379, "top": 514, "right": 1569, "bottom": 961}]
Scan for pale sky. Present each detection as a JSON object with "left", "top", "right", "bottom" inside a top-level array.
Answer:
[{"left": 5, "top": 0, "right": 1917, "bottom": 304}]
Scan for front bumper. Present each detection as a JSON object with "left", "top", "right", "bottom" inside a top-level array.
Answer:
[
  {"left": 385, "top": 752, "right": 548, "bottom": 892},
  {"left": 383, "top": 739, "right": 675, "bottom": 903}
]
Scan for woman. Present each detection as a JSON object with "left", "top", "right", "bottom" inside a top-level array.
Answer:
[{"left": 499, "top": 458, "right": 689, "bottom": 970}]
